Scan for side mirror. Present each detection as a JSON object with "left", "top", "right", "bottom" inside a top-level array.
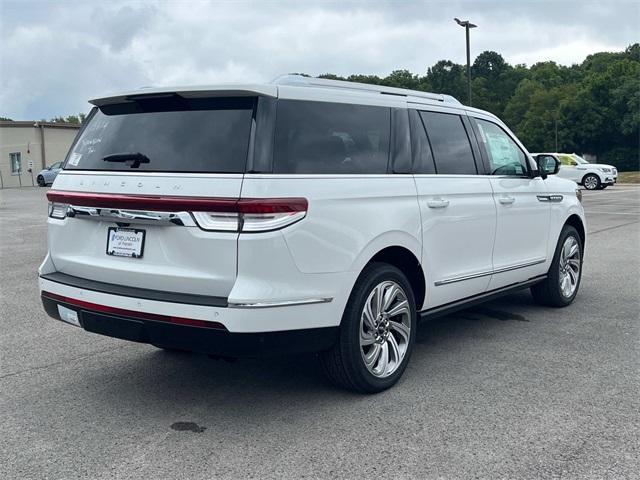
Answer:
[{"left": 536, "top": 155, "right": 560, "bottom": 178}]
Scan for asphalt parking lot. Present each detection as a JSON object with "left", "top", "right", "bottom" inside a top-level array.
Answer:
[{"left": 1, "top": 185, "right": 638, "bottom": 480}]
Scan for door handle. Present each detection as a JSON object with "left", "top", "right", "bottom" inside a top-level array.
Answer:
[
  {"left": 498, "top": 195, "right": 515, "bottom": 205},
  {"left": 427, "top": 199, "right": 450, "bottom": 209}
]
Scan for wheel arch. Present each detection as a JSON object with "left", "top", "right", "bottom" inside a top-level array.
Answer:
[
  {"left": 564, "top": 214, "right": 586, "bottom": 248},
  {"left": 364, "top": 246, "right": 426, "bottom": 311},
  {"left": 581, "top": 171, "right": 603, "bottom": 185}
]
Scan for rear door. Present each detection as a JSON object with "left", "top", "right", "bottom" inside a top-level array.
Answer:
[
  {"left": 411, "top": 108, "right": 496, "bottom": 308},
  {"left": 469, "top": 116, "right": 550, "bottom": 290},
  {"left": 46, "top": 94, "right": 259, "bottom": 298}
]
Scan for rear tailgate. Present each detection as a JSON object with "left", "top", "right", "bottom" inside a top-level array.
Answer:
[
  {"left": 44, "top": 94, "right": 258, "bottom": 299},
  {"left": 46, "top": 173, "right": 242, "bottom": 297}
]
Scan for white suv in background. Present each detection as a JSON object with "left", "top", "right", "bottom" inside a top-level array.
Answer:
[
  {"left": 40, "top": 76, "right": 586, "bottom": 393},
  {"left": 533, "top": 152, "right": 617, "bottom": 190}
]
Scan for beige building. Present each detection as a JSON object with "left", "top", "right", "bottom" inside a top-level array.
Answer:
[{"left": 0, "top": 121, "right": 81, "bottom": 188}]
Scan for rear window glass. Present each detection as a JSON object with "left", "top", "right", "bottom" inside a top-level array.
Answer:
[
  {"left": 409, "top": 109, "right": 436, "bottom": 174},
  {"left": 273, "top": 100, "right": 390, "bottom": 174},
  {"left": 419, "top": 111, "right": 477, "bottom": 175},
  {"left": 65, "top": 97, "right": 254, "bottom": 173}
]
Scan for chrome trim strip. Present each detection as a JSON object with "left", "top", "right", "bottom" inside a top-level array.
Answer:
[
  {"left": 228, "top": 297, "right": 333, "bottom": 309},
  {"left": 434, "top": 259, "right": 546, "bottom": 286},
  {"left": 68, "top": 206, "right": 196, "bottom": 226},
  {"left": 492, "top": 258, "right": 546, "bottom": 275},
  {"left": 537, "top": 194, "right": 563, "bottom": 203},
  {"left": 434, "top": 269, "right": 493, "bottom": 286}
]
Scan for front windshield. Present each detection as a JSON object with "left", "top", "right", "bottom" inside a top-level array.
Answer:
[{"left": 571, "top": 154, "right": 589, "bottom": 164}]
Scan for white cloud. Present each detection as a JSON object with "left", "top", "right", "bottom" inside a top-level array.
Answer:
[{"left": 0, "top": 0, "right": 637, "bottom": 119}]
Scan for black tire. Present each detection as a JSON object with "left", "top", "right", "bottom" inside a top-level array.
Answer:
[
  {"left": 319, "top": 262, "right": 417, "bottom": 393},
  {"left": 582, "top": 173, "right": 600, "bottom": 190},
  {"left": 37, "top": 175, "right": 46, "bottom": 187},
  {"left": 531, "top": 225, "right": 583, "bottom": 307}
]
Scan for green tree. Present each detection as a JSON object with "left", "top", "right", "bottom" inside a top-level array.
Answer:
[
  {"left": 424, "top": 60, "right": 467, "bottom": 100},
  {"left": 381, "top": 69, "right": 420, "bottom": 90}
]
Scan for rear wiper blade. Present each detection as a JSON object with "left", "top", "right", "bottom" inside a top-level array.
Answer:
[{"left": 103, "top": 152, "right": 151, "bottom": 168}]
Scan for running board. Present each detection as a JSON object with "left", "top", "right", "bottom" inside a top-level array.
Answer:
[{"left": 419, "top": 275, "right": 547, "bottom": 320}]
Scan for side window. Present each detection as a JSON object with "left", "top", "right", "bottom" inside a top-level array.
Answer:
[
  {"left": 558, "top": 154, "right": 575, "bottom": 166},
  {"left": 473, "top": 118, "right": 528, "bottom": 176},
  {"left": 409, "top": 109, "right": 436, "bottom": 174},
  {"left": 273, "top": 100, "right": 390, "bottom": 174},
  {"left": 419, "top": 111, "right": 477, "bottom": 175},
  {"left": 10, "top": 152, "right": 21, "bottom": 175},
  {"left": 50, "top": 162, "right": 62, "bottom": 169}
]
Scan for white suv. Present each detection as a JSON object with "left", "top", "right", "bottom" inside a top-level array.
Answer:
[
  {"left": 533, "top": 152, "right": 617, "bottom": 190},
  {"left": 40, "top": 76, "right": 586, "bottom": 392}
]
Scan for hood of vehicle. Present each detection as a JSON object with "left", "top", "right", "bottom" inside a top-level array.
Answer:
[{"left": 586, "top": 163, "right": 616, "bottom": 170}]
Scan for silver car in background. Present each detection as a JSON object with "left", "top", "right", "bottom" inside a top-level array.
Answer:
[{"left": 37, "top": 161, "right": 63, "bottom": 187}]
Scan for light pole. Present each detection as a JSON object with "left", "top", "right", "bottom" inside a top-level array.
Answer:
[{"left": 454, "top": 18, "right": 477, "bottom": 106}]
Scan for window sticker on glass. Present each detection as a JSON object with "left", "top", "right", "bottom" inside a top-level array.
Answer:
[
  {"left": 485, "top": 132, "right": 515, "bottom": 167},
  {"left": 67, "top": 152, "right": 82, "bottom": 166}
]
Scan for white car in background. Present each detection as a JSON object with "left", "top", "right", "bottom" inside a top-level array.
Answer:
[{"left": 532, "top": 153, "right": 617, "bottom": 190}]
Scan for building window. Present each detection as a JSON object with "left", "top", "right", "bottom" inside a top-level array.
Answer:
[{"left": 10, "top": 152, "right": 21, "bottom": 175}]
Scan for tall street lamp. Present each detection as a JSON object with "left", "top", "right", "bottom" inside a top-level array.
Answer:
[{"left": 454, "top": 18, "right": 477, "bottom": 106}]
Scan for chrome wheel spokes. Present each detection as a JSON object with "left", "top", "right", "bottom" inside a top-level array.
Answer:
[
  {"left": 359, "top": 281, "right": 411, "bottom": 378},
  {"left": 559, "top": 236, "right": 581, "bottom": 298},
  {"left": 584, "top": 176, "right": 597, "bottom": 190}
]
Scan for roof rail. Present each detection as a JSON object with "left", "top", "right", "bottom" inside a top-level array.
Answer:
[{"left": 271, "top": 74, "right": 461, "bottom": 105}]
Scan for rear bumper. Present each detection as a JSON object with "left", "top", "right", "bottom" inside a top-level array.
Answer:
[
  {"left": 41, "top": 292, "right": 338, "bottom": 357},
  {"left": 39, "top": 273, "right": 343, "bottom": 333}
]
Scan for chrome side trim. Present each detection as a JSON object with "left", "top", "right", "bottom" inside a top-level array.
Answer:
[
  {"left": 537, "top": 194, "right": 563, "bottom": 203},
  {"left": 492, "top": 258, "right": 546, "bottom": 275},
  {"left": 228, "top": 297, "right": 333, "bottom": 309},
  {"left": 434, "top": 259, "right": 546, "bottom": 286},
  {"left": 68, "top": 206, "right": 196, "bottom": 226},
  {"left": 434, "top": 269, "right": 493, "bottom": 286}
]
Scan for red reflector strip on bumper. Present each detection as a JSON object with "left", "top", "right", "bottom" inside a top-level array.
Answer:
[{"left": 41, "top": 291, "right": 226, "bottom": 330}]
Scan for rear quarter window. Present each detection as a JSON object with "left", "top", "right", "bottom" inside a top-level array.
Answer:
[
  {"left": 65, "top": 97, "right": 254, "bottom": 173},
  {"left": 273, "top": 100, "right": 391, "bottom": 174}
]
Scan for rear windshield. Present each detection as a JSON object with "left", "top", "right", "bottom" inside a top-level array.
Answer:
[{"left": 65, "top": 96, "right": 254, "bottom": 173}]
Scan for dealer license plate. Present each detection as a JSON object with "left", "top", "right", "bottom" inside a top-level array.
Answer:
[{"left": 106, "top": 227, "right": 145, "bottom": 258}]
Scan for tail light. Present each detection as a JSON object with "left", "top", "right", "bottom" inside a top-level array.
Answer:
[
  {"left": 46, "top": 191, "right": 307, "bottom": 232},
  {"left": 192, "top": 198, "right": 307, "bottom": 232},
  {"left": 48, "top": 202, "right": 69, "bottom": 219}
]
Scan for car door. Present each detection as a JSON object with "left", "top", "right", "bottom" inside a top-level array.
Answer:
[
  {"left": 411, "top": 108, "right": 496, "bottom": 308},
  {"left": 469, "top": 116, "right": 551, "bottom": 290},
  {"left": 46, "top": 162, "right": 62, "bottom": 183}
]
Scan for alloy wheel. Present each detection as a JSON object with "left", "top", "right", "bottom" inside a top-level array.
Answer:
[
  {"left": 559, "top": 236, "right": 581, "bottom": 298},
  {"left": 584, "top": 175, "right": 598, "bottom": 190},
  {"left": 359, "top": 280, "right": 411, "bottom": 378}
]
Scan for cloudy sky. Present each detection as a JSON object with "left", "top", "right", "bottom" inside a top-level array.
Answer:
[{"left": 1, "top": 0, "right": 638, "bottom": 120}]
